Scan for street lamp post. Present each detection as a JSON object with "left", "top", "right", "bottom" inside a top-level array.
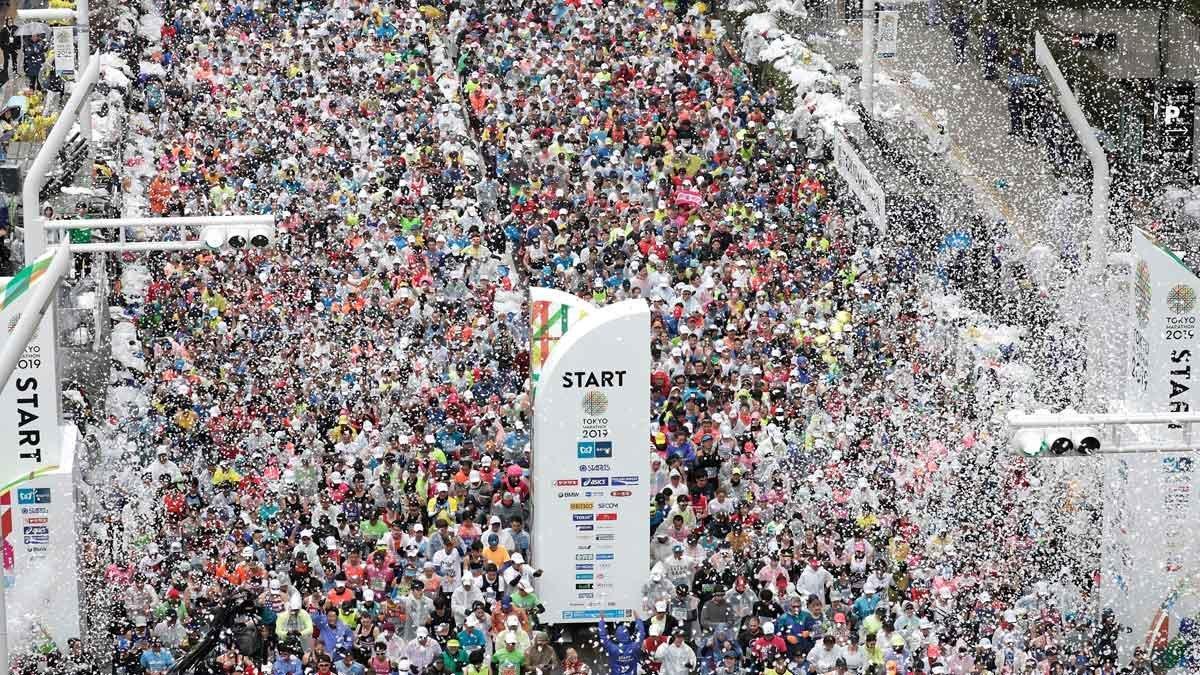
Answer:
[{"left": 862, "top": 0, "right": 876, "bottom": 119}]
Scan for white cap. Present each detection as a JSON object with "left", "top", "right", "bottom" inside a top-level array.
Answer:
[
  {"left": 489, "top": 515, "right": 502, "bottom": 525},
  {"left": 511, "top": 553, "right": 525, "bottom": 565},
  {"left": 416, "top": 626, "right": 429, "bottom": 638},
  {"left": 436, "top": 482, "right": 449, "bottom": 493},
  {"left": 504, "top": 631, "right": 518, "bottom": 644},
  {"left": 469, "top": 470, "right": 481, "bottom": 483},
  {"left": 300, "top": 529, "right": 313, "bottom": 538},
  {"left": 763, "top": 621, "right": 775, "bottom": 635},
  {"left": 506, "top": 615, "right": 520, "bottom": 627},
  {"left": 655, "top": 600, "right": 668, "bottom": 612},
  {"left": 518, "top": 580, "right": 533, "bottom": 592},
  {"left": 480, "top": 455, "right": 493, "bottom": 466},
  {"left": 462, "top": 575, "right": 474, "bottom": 587},
  {"left": 397, "top": 658, "right": 411, "bottom": 673},
  {"left": 242, "top": 546, "right": 255, "bottom": 558},
  {"left": 466, "top": 615, "right": 479, "bottom": 628}
]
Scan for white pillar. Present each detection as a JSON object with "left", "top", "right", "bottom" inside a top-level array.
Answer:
[
  {"left": 75, "top": 0, "right": 92, "bottom": 182},
  {"left": 861, "top": 0, "right": 876, "bottom": 119},
  {"left": 1034, "top": 32, "right": 1112, "bottom": 409},
  {"left": 1034, "top": 32, "right": 1109, "bottom": 278}
]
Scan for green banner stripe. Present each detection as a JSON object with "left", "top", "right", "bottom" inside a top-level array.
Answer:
[
  {"left": 530, "top": 304, "right": 569, "bottom": 340},
  {"left": 0, "top": 254, "right": 54, "bottom": 311}
]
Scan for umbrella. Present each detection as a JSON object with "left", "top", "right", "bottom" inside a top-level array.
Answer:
[{"left": 14, "top": 22, "right": 50, "bottom": 36}]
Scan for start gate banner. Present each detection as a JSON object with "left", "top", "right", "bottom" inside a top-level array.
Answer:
[
  {"left": 1104, "top": 228, "right": 1200, "bottom": 662},
  {"left": 0, "top": 251, "right": 64, "bottom": 491},
  {"left": 531, "top": 297, "right": 650, "bottom": 623}
]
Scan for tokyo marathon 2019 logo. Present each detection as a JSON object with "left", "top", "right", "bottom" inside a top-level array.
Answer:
[
  {"left": 1135, "top": 260, "right": 1152, "bottom": 325},
  {"left": 1167, "top": 284, "right": 1197, "bottom": 314},
  {"left": 581, "top": 389, "right": 609, "bottom": 416}
]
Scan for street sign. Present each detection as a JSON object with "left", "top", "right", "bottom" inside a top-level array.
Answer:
[
  {"left": 52, "top": 26, "right": 74, "bottom": 75},
  {"left": 875, "top": 10, "right": 899, "bottom": 59},
  {"left": 1154, "top": 81, "right": 1195, "bottom": 173},
  {"left": 832, "top": 129, "right": 887, "bottom": 232}
]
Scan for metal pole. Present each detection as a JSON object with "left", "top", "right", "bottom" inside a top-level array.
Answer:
[
  {"left": 1034, "top": 32, "right": 1112, "bottom": 408},
  {"left": 1008, "top": 410, "right": 1200, "bottom": 427},
  {"left": 75, "top": 0, "right": 91, "bottom": 183},
  {"left": 43, "top": 214, "right": 276, "bottom": 230},
  {"left": 1034, "top": 32, "right": 1110, "bottom": 276},
  {"left": 861, "top": 0, "right": 876, "bottom": 119},
  {"left": 15, "top": 9, "right": 77, "bottom": 21},
  {"left": 69, "top": 241, "right": 207, "bottom": 254},
  {"left": 22, "top": 55, "right": 100, "bottom": 261}
]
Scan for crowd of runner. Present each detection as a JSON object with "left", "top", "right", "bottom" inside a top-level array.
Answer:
[{"left": 28, "top": 0, "right": 1153, "bottom": 674}]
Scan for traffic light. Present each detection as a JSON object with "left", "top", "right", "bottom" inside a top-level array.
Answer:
[
  {"left": 1012, "top": 429, "right": 1047, "bottom": 457},
  {"left": 1009, "top": 426, "right": 1101, "bottom": 457},
  {"left": 202, "top": 224, "right": 275, "bottom": 251}
]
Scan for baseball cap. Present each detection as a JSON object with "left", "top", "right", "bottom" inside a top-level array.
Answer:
[{"left": 416, "top": 627, "right": 429, "bottom": 638}]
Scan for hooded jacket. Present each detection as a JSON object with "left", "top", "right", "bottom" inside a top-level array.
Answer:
[{"left": 598, "top": 617, "right": 646, "bottom": 675}]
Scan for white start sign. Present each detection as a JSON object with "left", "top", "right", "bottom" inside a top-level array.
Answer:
[{"left": 531, "top": 297, "right": 650, "bottom": 623}]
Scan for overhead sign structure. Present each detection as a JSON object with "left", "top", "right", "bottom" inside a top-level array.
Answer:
[
  {"left": 531, "top": 295, "right": 650, "bottom": 623},
  {"left": 1102, "top": 228, "right": 1200, "bottom": 660},
  {"left": 875, "top": 10, "right": 899, "bottom": 59},
  {"left": 832, "top": 129, "right": 887, "bottom": 232}
]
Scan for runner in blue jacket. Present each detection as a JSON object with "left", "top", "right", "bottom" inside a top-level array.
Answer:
[{"left": 598, "top": 615, "right": 646, "bottom": 675}]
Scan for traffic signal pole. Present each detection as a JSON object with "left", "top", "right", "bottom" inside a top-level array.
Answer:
[
  {"left": 1007, "top": 409, "right": 1200, "bottom": 455},
  {"left": 861, "top": 0, "right": 876, "bottom": 119},
  {"left": 0, "top": 213, "right": 274, "bottom": 674},
  {"left": 1034, "top": 32, "right": 1115, "bottom": 409}
]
